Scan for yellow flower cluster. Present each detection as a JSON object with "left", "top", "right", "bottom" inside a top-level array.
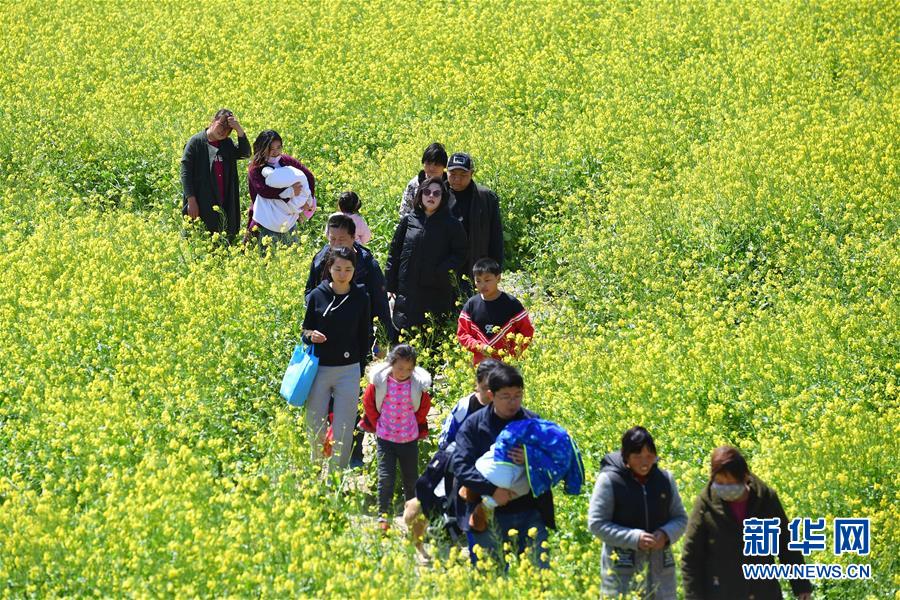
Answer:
[{"left": 0, "top": 0, "right": 896, "bottom": 597}]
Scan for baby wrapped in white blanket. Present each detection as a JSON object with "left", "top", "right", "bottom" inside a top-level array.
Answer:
[
  {"left": 260, "top": 165, "right": 315, "bottom": 210},
  {"left": 253, "top": 165, "right": 315, "bottom": 232}
]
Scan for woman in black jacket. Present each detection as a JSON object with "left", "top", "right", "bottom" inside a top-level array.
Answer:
[
  {"left": 385, "top": 177, "right": 467, "bottom": 333},
  {"left": 302, "top": 245, "right": 371, "bottom": 469}
]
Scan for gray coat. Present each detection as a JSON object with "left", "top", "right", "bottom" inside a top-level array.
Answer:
[{"left": 588, "top": 464, "right": 688, "bottom": 599}]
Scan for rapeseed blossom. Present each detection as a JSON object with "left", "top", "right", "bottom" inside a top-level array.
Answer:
[{"left": 0, "top": 0, "right": 895, "bottom": 597}]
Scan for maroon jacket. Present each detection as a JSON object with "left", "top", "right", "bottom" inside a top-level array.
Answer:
[{"left": 246, "top": 154, "right": 316, "bottom": 232}]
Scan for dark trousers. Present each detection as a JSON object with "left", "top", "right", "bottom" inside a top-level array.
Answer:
[{"left": 376, "top": 438, "right": 419, "bottom": 518}]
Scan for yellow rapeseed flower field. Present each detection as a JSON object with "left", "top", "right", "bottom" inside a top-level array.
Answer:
[{"left": 0, "top": 0, "right": 896, "bottom": 597}]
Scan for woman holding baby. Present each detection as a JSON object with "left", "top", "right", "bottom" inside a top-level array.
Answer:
[{"left": 246, "top": 129, "right": 318, "bottom": 245}]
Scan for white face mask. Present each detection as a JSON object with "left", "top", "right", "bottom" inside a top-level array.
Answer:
[{"left": 712, "top": 482, "right": 746, "bottom": 502}]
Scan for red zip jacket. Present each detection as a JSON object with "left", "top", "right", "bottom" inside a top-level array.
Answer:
[{"left": 457, "top": 293, "right": 534, "bottom": 364}]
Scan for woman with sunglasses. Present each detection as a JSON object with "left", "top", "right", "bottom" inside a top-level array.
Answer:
[{"left": 385, "top": 177, "right": 467, "bottom": 336}]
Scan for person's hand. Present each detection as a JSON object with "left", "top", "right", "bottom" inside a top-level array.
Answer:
[
  {"left": 186, "top": 196, "right": 199, "bottom": 219},
  {"left": 507, "top": 446, "right": 525, "bottom": 465},
  {"left": 638, "top": 532, "right": 656, "bottom": 551},
  {"left": 458, "top": 486, "right": 478, "bottom": 503},
  {"left": 305, "top": 330, "right": 327, "bottom": 343},
  {"left": 227, "top": 115, "right": 244, "bottom": 136},
  {"left": 491, "top": 487, "right": 515, "bottom": 507},
  {"left": 651, "top": 530, "right": 668, "bottom": 550}
]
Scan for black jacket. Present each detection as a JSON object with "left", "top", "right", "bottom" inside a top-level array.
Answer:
[
  {"left": 681, "top": 476, "right": 813, "bottom": 600},
  {"left": 385, "top": 203, "right": 467, "bottom": 330},
  {"left": 301, "top": 281, "right": 371, "bottom": 368},
  {"left": 305, "top": 243, "right": 397, "bottom": 344},
  {"left": 600, "top": 451, "right": 673, "bottom": 533},
  {"left": 451, "top": 181, "right": 504, "bottom": 273},
  {"left": 180, "top": 130, "right": 251, "bottom": 237},
  {"left": 449, "top": 405, "right": 555, "bottom": 531}
]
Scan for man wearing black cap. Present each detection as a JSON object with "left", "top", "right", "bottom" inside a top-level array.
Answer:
[{"left": 446, "top": 152, "right": 504, "bottom": 285}]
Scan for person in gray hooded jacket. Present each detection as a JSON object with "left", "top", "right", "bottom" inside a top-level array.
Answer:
[{"left": 588, "top": 426, "right": 688, "bottom": 599}]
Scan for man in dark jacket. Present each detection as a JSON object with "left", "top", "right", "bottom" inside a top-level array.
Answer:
[
  {"left": 446, "top": 152, "right": 504, "bottom": 283},
  {"left": 180, "top": 108, "right": 251, "bottom": 239},
  {"left": 449, "top": 363, "right": 554, "bottom": 569},
  {"left": 305, "top": 214, "right": 397, "bottom": 347}
]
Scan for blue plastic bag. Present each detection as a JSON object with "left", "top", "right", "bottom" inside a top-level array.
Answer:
[{"left": 280, "top": 343, "right": 319, "bottom": 407}]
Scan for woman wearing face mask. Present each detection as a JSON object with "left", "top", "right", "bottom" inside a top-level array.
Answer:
[
  {"left": 681, "top": 446, "right": 813, "bottom": 600},
  {"left": 246, "top": 129, "right": 317, "bottom": 245},
  {"left": 588, "top": 426, "right": 688, "bottom": 599},
  {"left": 385, "top": 177, "right": 467, "bottom": 335}
]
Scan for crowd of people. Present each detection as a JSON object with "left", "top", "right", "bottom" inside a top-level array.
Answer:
[{"left": 181, "top": 109, "right": 815, "bottom": 598}]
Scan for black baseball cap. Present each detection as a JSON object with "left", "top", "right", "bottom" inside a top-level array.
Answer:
[{"left": 447, "top": 152, "right": 474, "bottom": 171}]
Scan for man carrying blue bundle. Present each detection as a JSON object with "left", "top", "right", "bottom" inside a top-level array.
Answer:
[
  {"left": 450, "top": 363, "right": 584, "bottom": 569},
  {"left": 472, "top": 417, "right": 584, "bottom": 510}
]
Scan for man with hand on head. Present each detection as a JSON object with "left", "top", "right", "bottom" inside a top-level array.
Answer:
[{"left": 180, "top": 108, "right": 251, "bottom": 240}]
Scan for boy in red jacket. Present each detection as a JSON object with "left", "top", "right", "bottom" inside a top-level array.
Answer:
[{"left": 457, "top": 258, "right": 534, "bottom": 365}]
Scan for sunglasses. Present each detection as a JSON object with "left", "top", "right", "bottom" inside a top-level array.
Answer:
[{"left": 422, "top": 188, "right": 442, "bottom": 197}]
